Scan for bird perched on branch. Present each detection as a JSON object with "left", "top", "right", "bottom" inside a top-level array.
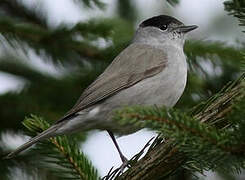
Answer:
[{"left": 5, "top": 15, "right": 197, "bottom": 165}]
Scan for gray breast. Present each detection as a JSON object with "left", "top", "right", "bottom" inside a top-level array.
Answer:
[
  {"left": 94, "top": 46, "right": 187, "bottom": 134},
  {"left": 104, "top": 46, "right": 187, "bottom": 108}
]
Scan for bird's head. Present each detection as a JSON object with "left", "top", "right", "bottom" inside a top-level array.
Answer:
[{"left": 134, "top": 15, "right": 198, "bottom": 47}]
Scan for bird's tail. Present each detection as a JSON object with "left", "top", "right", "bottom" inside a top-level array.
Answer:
[{"left": 4, "top": 123, "right": 63, "bottom": 159}]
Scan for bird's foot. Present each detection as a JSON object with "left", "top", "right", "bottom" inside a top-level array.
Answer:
[
  {"left": 102, "top": 156, "right": 130, "bottom": 180},
  {"left": 119, "top": 155, "right": 131, "bottom": 173}
]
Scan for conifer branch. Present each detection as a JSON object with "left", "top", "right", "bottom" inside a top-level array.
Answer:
[
  {"left": 224, "top": 0, "right": 245, "bottom": 29},
  {"left": 78, "top": 0, "right": 106, "bottom": 9},
  {"left": 22, "top": 115, "right": 99, "bottom": 180},
  {"left": 166, "top": 0, "right": 180, "bottom": 6},
  {"left": 0, "top": 0, "right": 47, "bottom": 27},
  {"left": 115, "top": 73, "right": 245, "bottom": 179},
  {"left": 0, "top": 17, "right": 114, "bottom": 62}
]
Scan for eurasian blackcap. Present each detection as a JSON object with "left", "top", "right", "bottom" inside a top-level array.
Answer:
[{"left": 5, "top": 15, "right": 198, "bottom": 161}]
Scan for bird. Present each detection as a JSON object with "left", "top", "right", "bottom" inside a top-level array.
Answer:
[{"left": 5, "top": 15, "right": 198, "bottom": 163}]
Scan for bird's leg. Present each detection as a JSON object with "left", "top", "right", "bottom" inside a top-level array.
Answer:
[{"left": 107, "top": 130, "right": 129, "bottom": 170}]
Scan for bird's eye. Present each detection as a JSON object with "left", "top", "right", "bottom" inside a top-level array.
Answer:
[{"left": 160, "top": 24, "right": 168, "bottom": 31}]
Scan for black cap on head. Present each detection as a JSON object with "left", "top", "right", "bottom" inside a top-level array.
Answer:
[{"left": 139, "top": 15, "right": 183, "bottom": 29}]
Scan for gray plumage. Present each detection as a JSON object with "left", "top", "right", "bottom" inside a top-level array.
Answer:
[
  {"left": 62, "top": 43, "right": 167, "bottom": 119},
  {"left": 5, "top": 15, "right": 197, "bottom": 159}
]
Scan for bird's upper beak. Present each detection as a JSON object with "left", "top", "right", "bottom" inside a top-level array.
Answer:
[{"left": 174, "top": 25, "right": 198, "bottom": 33}]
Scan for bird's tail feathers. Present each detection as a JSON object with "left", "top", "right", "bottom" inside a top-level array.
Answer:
[{"left": 4, "top": 123, "right": 62, "bottom": 159}]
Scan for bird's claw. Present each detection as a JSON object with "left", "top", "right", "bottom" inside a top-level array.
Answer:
[{"left": 119, "top": 156, "right": 131, "bottom": 173}]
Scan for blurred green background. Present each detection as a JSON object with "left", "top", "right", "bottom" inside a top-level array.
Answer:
[{"left": 0, "top": 0, "right": 244, "bottom": 179}]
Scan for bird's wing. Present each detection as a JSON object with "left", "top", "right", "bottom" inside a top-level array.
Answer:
[
  {"left": 59, "top": 43, "right": 167, "bottom": 121},
  {"left": 5, "top": 44, "right": 167, "bottom": 158}
]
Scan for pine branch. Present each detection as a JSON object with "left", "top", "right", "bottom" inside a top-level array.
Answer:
[
  {"left": 0, "top": 0, "right": 105, "bottom": 22},
  {"left": 0, "top": 57, "right": 54, "bottom": 82},
  {"left": 185, "top": 40, "right": 244, "bottom": 68},
  {"left": 0, "top": 53, "right": 107, "bottom": 131},
  {"left": 0, "top": 0, "right": 47, "bottom": 27},
  {"left": 0, "top": 17, "right": 115, "bottom": 63},
  {"left": 166, "top": 0, "right": 180, "bottom": 6},
  {"left": 22, "top": 115, "right": 99, "bottom": 180},
  {"left": 179, "top": 40, "right": 244, "bottom": 108},
  {"left": 117, "top": 0, "right": 137, "bottom": 22},
  {"left": 224, "top": 0, "right": 245, "bottom": 29},
  {"left": 113, "top": 73, "right": 245, "bottom": 179},
  {"left": 80, "top": 0, "right": 106, "bottom": 9},
  {"left": 185, "top": 40, "right": 244, "bottom": 89}
]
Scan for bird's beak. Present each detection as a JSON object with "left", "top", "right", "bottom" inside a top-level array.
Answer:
[{"left": 176, "top": 25, "right": 198, "bottom": 33}]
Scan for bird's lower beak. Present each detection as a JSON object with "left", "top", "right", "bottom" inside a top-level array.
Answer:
[{"left": 176, "top": 25, "right": 198, "bottom": 33}]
